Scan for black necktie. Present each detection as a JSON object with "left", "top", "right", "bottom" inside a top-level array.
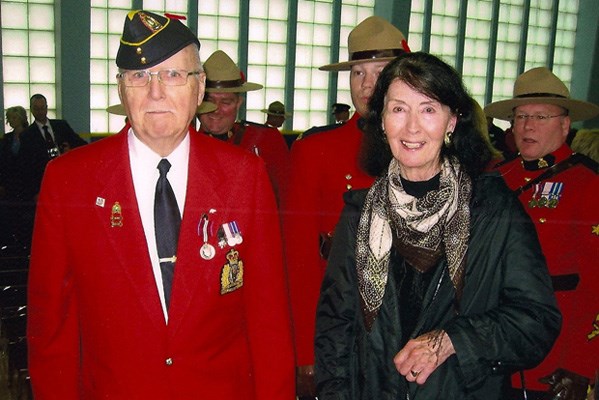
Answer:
[
  {"left": 154, "top": 159, "right": 181, "bottom": 310},
  {"left": 43, "top": 125, "right": 56, "bottom": 149}
]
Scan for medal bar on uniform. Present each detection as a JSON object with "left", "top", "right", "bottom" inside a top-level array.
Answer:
[{"left": 198, "top": 213, "right": 215, "bottom": 260}]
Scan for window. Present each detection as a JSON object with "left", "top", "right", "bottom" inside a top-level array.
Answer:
[
  {"left": 90, "top": 0, "right": 131, "bottom": 134},
  {"left": 2, "top": 0, "right": 55, "bottom": 133},
  {"left": 409, "top": 0, "right": 580, "bottom": 130}
]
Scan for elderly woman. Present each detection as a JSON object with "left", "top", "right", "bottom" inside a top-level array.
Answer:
[
  {"left": 3, "top": 106, "right": 28, "bottom": 153},
  {"left": 314, "top": 52, "right": 561, "bottom": 400}
]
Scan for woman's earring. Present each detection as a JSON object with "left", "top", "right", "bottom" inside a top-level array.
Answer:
[
  {"left": 381, "top": 128, "right": 388, "bottom": 143},
  {"left": 444, "top": 131, "right": 453, "bottom": 147}
]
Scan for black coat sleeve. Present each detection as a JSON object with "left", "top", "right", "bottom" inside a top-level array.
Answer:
[
  {"left": 443, "top": 176, "right": 562, "bottom": 389},
  {"left": 314, "top": 192, "right": 364, "bottom": 400}
]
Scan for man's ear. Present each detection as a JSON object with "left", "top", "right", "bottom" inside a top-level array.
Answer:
[
  {"left": 117, "top": 82, "right": 124, "bottom": 104},
  {"left": 236, "top": 94, "right": 245, "bottom": 111},
  {"left": 197, "top": 72, "right": 206, "bottom": 105}
]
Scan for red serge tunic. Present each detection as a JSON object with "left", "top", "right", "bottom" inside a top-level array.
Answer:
[
  {"left": 200, "top": 121, "right": 290, "bottom": 204},
  {"left": 497, "top": 144, "right": 599, "bottom": 390},
  {"left": 282, "top": 113, "right": 376, "bottom": 365}
]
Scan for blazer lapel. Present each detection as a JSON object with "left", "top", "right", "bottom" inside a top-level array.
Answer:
[
  {"left": 167, "top": 130, "right": 229, "bottom": 334},
  {"left": 93, "top": 129, "right": 165, "bottom": 328}
]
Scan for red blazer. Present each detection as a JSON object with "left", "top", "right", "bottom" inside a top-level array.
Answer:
[
  {"left": 27, "top": 125, "right": 295, "bottom": 399},
  {"left": 498, "top": 144, "right": 599, "bottom": 389},
  {"left": 282, "top": 114, "right": 375, "bottom": 366},
  {"left": 199, "top": 121, "right": 289, "bottom": 204}
]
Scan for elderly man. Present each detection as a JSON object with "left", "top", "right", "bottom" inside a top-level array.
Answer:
[
  {"left": 27, "top": 10, "right": 294, "bottom": 399},
  {"left": 486, "top": 67, "right": 599, "bottom": 400},
  {"left": 198, "top": 50, "right": 289, "bottom": 202},
  {"left": 282, "top": 16, "right": 411, "bottom": 399}
]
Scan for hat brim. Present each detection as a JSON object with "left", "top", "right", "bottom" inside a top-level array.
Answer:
[
  {"left": 205, "top": 82, "right": 263, "bottom": 93},
  {"left": 106, "top": 101, "right": 217, "bottom": 116},
  {"left": 484, "top": 97, "right": 599, "bottom": 122},
  {"left": 261, "top": 109, "right": 292, "bottom": 117},
  {"left": 319, "top": 56, "right": 397, "bottom": 72}
]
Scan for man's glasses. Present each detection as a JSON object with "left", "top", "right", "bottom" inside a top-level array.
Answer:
[
  {"left": 117, "top": 69, "right": 201, "bottom": 87},
  {"left": 512, "top": 113, "right": 567, "bottom": 123}
]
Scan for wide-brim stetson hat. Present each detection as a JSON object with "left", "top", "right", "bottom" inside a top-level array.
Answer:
[
  {"left": 204, "top": 50, "right": 263, "bottom": 93},
  {"left": 484, "top": 67, "right": 599, "bottom": 122},
  {"left": 261, "top": 101, "right": 292, "bottom": 117},
  {"left": 106, "top": 101, "right": 217, "bottom": 116},
  {"left": 319, "top": 16, "right": 410, "bottom": 71},
  {"left": 116, "top": 10, "right": 200, "bottom": 70}
]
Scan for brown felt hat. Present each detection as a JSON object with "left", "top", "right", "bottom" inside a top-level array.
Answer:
[
  {"left": 116, "top": 10, "right": 200, "bottom": 70},
  {"left": 484, "top": 67, "right": 599, "bottom": 122},
  {"left": 106, "top": 101, "right": 217, "bottom": 116},
  {"left": 319, "top": 16, "right": 410, "bottom": 71},
  {"left": 261, "top": 101, "right": 292, "bottom": 117},
  {"left": 203, "top": 50, "right": 263, "bottom": 93}
]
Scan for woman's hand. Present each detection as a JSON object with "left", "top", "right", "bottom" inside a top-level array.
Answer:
[{"left": 393, "top": 329, "right": 455, "bottom": 385}]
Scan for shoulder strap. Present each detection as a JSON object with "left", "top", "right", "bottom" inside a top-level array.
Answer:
[
  {"left": 231, "top": 122, "right": 247, "bottom": 146},
  {"left": 514, "top": 153, "right": 597, "bottom": 195}
]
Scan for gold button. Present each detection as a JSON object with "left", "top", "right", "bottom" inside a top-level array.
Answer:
[
  {"left": 345, "top": 174, "right": 352, "bottom": 180},
  {"left": 141, "top": 57, "right": 147, "bottom": 64},
  {"left": 346, "top": 184, "right": 352, "bottom": 190},
  {"left": 524, "top": 177, "right": 531, "bottom": 182},
  {"left": 539, "top": 218, "right": 546, "bottom": 224},
  {"left": 165, "top": 358, "right": 173, "bottom": 366},
  {"left": 136, "top": 47, "right": 142, "bottom": 55}
]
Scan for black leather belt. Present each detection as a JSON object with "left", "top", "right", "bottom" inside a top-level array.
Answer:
[{"left": 551, "top": 273, "right": 579, "bottom": 291}]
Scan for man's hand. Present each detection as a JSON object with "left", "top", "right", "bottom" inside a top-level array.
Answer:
[
  {"left": 60, "top": 142, "right": 72, "bottom": 153},
  {"left": 393, "top": 330, "right": 455, "bottom": 385},
  {"left": 539, "top": 368, "right": 590, "bottom": 400},
  {"left": 297, "top": 364, "right": 317, "bottom": 398}
]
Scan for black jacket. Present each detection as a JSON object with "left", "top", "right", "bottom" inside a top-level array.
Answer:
[
  {"left": 18, "top": 120, "right": 87, "bottom": 199},
  {"left": 315, "top": 172, "right": 561, "bottom": 400}
]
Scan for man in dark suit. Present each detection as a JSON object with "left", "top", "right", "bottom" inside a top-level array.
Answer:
[
  {"left": 19, "top": 93, "right": 87, "bottom": 200},
  {"left": 27, "top": 10, "right": 294, "bottom": 399}
]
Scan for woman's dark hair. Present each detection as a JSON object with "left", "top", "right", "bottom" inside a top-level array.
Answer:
[{"left": 360, "top": 51, "right": 491, "bottom": 178}]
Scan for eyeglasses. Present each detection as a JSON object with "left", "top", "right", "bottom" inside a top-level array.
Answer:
[
  {"left": 117, "top": 69, "right": 201, "bottom": 87},
  {"left": 513, "top": 113, "right": 567, "bottom": 122}
]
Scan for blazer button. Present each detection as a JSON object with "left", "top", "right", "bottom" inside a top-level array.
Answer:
[{"left": 165, "top": 357, "right": 173, "bottom": 366}]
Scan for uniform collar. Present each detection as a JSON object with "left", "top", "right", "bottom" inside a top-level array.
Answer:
[{"left": 520, "top": 143, "right": 572, "bottom": 171}]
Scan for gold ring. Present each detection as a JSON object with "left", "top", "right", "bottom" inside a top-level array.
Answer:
[{"left": 410, "top": 370, "right": 419, "bottom": 378}]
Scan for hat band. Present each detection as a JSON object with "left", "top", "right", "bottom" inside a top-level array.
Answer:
[
  {"left": 515, "top": 92, "right": 568, "bottom": 99},
  {"left": 206, "top": 78, "right": 243, "bottom": 89},
  {"left": 350, "top": 48, "right": 404, "bottom": 62}
]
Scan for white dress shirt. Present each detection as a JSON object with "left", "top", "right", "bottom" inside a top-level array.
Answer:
[{"left": 128, "top": 129, "right": 189, "bottom": 322}]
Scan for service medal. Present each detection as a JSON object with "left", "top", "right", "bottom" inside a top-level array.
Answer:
[
  {"left": 198, "top": 212, "right": 216, "bottom": 259},
  {"left": 528, "top": 198, "right": 538, "bottom": 208},
  {"left": 546, "top": 182, "right": 563, "bottom": 209},
  {"left": 200, "top": 243, "right": 215, "bottom": 260}
]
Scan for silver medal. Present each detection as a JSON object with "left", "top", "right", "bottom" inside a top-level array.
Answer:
[{"left": 200, "top": 243, "right": 215, "bottom": 260}]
